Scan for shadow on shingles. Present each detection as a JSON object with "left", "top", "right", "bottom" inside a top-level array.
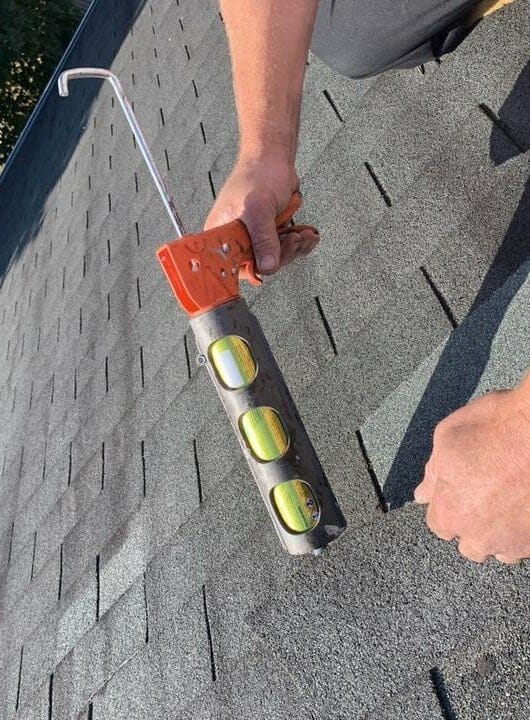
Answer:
[
  {"left": 383, "top": 60, "right": 530, "bottom": 508},
  {"left": 0, "top": 0, "right": 147, "bottom": 287}
]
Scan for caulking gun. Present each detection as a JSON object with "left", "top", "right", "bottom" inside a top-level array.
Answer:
[{"left": 58, "top": 68, "right": 346, "bottom": 555}]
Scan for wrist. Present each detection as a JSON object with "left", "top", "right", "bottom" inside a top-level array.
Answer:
[
  {"left": 515, "top": 371, "right": 530, "bottom": 423},
  {"left": 239, "top": 127, "right": 297, "bottom": 165},
  {"left": 237, "top": 145, "right": 297, "bottom": 172}
]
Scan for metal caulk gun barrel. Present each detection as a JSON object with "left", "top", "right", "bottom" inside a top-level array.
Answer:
[{"left": 58, "top": 68, "right": 346, "bottom": 555}]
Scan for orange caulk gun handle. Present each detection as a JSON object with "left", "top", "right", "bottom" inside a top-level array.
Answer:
[{"left": 156, "top": 191, "right": 317, "bottom": 317}]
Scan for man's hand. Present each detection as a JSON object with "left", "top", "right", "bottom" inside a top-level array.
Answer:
[
  {"left": 204, "top": 155, "right": 319, "bottom": 275},
  {"left": 415, "top": 382, "right": 530, "bottom": 563},
  {"left": 215, "top": 0, "right": 320, "bottom": 274}
]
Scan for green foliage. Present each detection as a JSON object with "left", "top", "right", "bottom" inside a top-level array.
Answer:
[{"left": 0, "top": 0, "right": 81, "bottom": 165}]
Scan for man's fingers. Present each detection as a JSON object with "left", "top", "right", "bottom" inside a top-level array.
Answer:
[
  {"left": 298, "top": 226, "right": 320, "bottom": 244},
  {"left": 414, "top": 480, "right": 432, "bottom": 504},
  {"left": 414, "top": 460, "right": 437, "bottom": 504},
  {"left": 425, "top": 502, "right": 457, "bottom": 541},
  {"left": 297, "top": 228, "right": 320, "bottom": 255},
  {"left": 278, "top": 227, "right": 320, "bottom": 267},
  {"left": 279, "top": 232, "right": 301, "bottom": 267},
  {"left": 279, "top": 226, "right": 319, "bottom": 256},
  {"left": 495, "top": 554, "right": 522, "bottom": 564},
  {"left": 243, "top": 204, "right": 282, "bottom": 275},
  {"left": 458, "top": 539, "right": 490, "bottom": 563}
]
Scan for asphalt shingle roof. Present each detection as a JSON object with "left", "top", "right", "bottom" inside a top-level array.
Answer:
[{"left": 0, "top": 0, "right": 529, "bottom": 718}]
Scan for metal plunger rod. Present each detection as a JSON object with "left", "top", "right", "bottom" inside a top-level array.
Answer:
[{"left": 58, "top": 67, "right": 186, "bottom": 237}]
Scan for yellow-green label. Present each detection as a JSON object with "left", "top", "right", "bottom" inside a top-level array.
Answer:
[
  {"left": 239, "top": 407, "right": 289, "bottom": 461},
  {"left": 271, "top": 480, "right": 320, "bottom": 533},
  {"left": 209, "top": 336, "right": 257, "bottom": 389}
]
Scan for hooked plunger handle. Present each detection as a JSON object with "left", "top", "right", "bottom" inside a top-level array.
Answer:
[{"left": 58, "top": 67, "right": 186, "bottom": 237}]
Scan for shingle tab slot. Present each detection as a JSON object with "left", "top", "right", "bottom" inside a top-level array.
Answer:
[
  {"left": 96, "top": 553, "right": 101, "bottom": 621},
  {"left": 141, "top": 440, "right": 146, "bottom": 497},
  {"left": 15, "top": 646, "right": 24, "bottom": 711},
  {"left": 420, "top": 266, "right": 458, "bottom": 329},
  {"left": 30, "top": 530, "right": 37, "bottom": 580},
  {"left": 314, "top": 296, "right": 338, "bottom": 356},
  {"left": 202, "top": 585, "right": 217, "bottom": 682},
  {"left": 140, "top": 346, "right": 145, "bottom": 389},
  {"left": 355, "top": 429, "right": 388, "bottom": 512},
  {"left": 101, "top": 442, "right": 105, "bottom": 491},
  {"left": 430, "top": 667, "right": 458, "bottom": 720},
  {"left": 184, "top": 334, "right": 192, "bottom": 379},
  {"left": 58, "top": 543, "right": 64, "bottom": 600},
  {"left": 364, "top": 161, "right": 392, "bottom": 207},
  {"left": 143, "top": 571, "right": 149, "bottom": 643},
  {"left": 136, "top": 277, "right": 142, "bottom": 309},
  {"left": 323, "top": 89, "right": 344, "bottom": 123},
  {"left": 7, "top": 520, "right": 14, "bottom": 565},
  {"left": 48, "top": 672, "right": 54, "bottom": 720},
  {"left": 478, "top": 102, "right": 529, "bottom": 154},
  {"left": 208, "top": 171, "right": 216, "bottom": 200},
  {"left": 193, "top": 438, "right": 203, "bottom": 504}
]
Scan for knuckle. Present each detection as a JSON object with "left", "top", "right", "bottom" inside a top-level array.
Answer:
[
  {"left": 460, "top": 549, "right": 482, "bottom": 563},
  {"left": 425, "top": 505, "right": 441, "bottom": 533},
  {"left": 426, "top": 503, "right": 454, "bottom": 541},
  {"left": 433, "top": 417, "right": 452, "bottom": 444},
  {"left": 243, "top": 192, "right": 275, "bottom": 219},
  {"left": 423, "top": 457, "right": 436, "bottom": 480},
  {"left": 495, "top": 554, "right": 521, "bottom": 564},
  {"left": 458, "top": 540, "right": 489, "bottom": 563},
  {"left": 252, "top": 235, "right": 279, "bottom": 254},
  {"left": 433, "top": 417, "right": 447, "bottom": 437}
]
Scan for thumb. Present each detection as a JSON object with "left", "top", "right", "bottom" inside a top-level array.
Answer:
[
  {"left": 242, "top": 201, "right": 281, "bottom": 275},
  {"left": 414, "top": 458, "right": 437, "bottom": 504}
]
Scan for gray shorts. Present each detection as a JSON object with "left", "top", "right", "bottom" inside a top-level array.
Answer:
[{"left": 311, "top": 0, "right": 482, "bottom": 78}]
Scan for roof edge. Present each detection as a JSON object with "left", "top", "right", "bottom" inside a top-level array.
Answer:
[{"left": 0, "top": 0, "right": 99, "bottom": 187}]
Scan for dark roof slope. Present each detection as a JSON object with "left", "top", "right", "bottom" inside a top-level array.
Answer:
[{"left": 0, "top": 0, "right": 529, "bottom": 718}]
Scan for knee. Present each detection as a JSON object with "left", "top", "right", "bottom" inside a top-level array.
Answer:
[
  {"left": 310, "top": 41, "right": 380, "bottom": 80},
  {"left": 310, "top": 2, "right": 383, "bottom": 79}
]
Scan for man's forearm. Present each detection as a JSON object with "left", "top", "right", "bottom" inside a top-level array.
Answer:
[
  {"left": 220, "top": 0, "right": 319, "bottom": 163},
  {"left": 516, "top": 369, "right": 530, "bottom": 422}
]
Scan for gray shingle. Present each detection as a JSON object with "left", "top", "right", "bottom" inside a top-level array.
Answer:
[
  {"left": 0, "top": 649, "right": 22, "bottom": 720},
  {"left": 1, "top": 0, "right": 529, "bottom": 717},
  {"left": 90, "top": 647, "right": 167, "bottom": 719},
  {"left": 15, "top": 436, "right": 47, "bottom": 510},
  {"left": 438, "top": 616, "right": 530, "bottom": 720},
  {"left": 244, "top": 505, "right": 529, "bottom": 718},
  {"left": 98, "top": 425, "right": 199, "bottom": 615},
  {"left": 361, "top": 260, "right": 530, "bottom": 507},
  {"left": 364, "top": 674, "right": 445, "bottom": 720},
  {"left": 145, "top": 581, "right": 213, "bottom": 708},
  {"left": 0, "top": 550, "right": 60, "bottom": 662},
  {"left": 299, "top": 270, "right": 452, "bottom": 440},
  {"left": 12, "top": 677, "right": 49, "bottom": 720},
  {"left": 60, "top": 469, "right": 141, "bottom": 596},
  {"left": 17, "top": 563, "right": 96, "bottom": 709},
  {"left": 51, "top": 575, "right": 146, "bottom": 718},
  {"left": 0, "top": 533, "right": 34, "bottom": 612},
  {"left": 424, "top": 155, "right": 530, "bottom": 323}
]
